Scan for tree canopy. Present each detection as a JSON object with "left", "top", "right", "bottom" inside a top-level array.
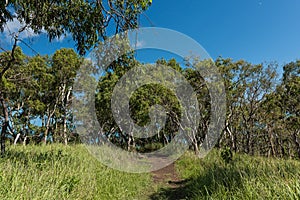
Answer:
[
  {"left": 0, "top": 0, "right": 152, "bottom": 153},
  {"left": 1, "top": 0, "right": 152, "bottom": 55}
]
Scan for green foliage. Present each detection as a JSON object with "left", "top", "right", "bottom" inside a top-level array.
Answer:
[
  {"left": 0, "top": 47, "right": 91, "bottom": 145},
  {"left": 95, "top": 57, "right": 209, "bottom": 152},
  {"left": 0, "top": 0, "right": 152, "bottom": 55},
  {"left": 142, "top": 142, "right": 164, "bottom": 152},
  {"left": 0, "top": 45, "right": 299, "bottom": 159},
  {"left": 215, "top": 57, "right": 300, "bottom": 158}
]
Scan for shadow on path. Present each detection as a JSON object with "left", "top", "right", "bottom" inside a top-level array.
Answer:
[{"left": 150, "top": 163, "right": 243, "bottom": 200}]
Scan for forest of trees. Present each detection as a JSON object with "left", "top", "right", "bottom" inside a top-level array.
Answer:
[
  {"left": 0, "top": 46, "right": 299, "bottom": 159},
  {"left": 0, "top": 1, "right": 299, "bottom": 159}
]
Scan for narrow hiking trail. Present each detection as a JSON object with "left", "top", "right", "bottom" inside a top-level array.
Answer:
[
  {"left": 149, "top": 159, "right": 189, "bottom": 200},
  {"left": 152, "top": 162, "right": 181, "bottom": 187}
]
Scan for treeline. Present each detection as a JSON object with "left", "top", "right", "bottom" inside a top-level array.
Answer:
[
  {"left": 0, "top": 48, "right": 83, "bottom": 147},
  {"left": 217, "top": 59, "right": 299, "bottom": 158},
  {"left": 0, "top": 47, "right": 299, "bottom": 158}
]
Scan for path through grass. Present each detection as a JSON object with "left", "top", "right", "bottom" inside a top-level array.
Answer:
[
  {"left": 2, "top": 145, "right": 300, "bottom": 199},
  {"left": 150, "top": 150, "right": 300, "bottom": 199}
]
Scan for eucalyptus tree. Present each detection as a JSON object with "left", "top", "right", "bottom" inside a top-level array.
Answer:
[
  {"left": 183, "top": 59, "right": 211, "bottom": 154},
  {"left": 259, "top": 91, "right": 284, "bottom": 157},
  {"left": 215, "top": 58, "right": 241, "bottom": 152},
  {"left": 0, "top": 47, "right": 27, "bottom": 151},
  {"left": 216, "top": 58, "right": 278, "bottom": 155},
  {"left": 0, "top": 0, "right": 152, "bottom": 153},
  {"left": 280, "top": 61, "right": 300, "bottom": 158},
  {"left": 95, "top": 58, "right": 180, "bottom": 152},
  {"left": 45, "top": 48, "right": 81, "bottom": 144},
  {"left": 0, "top": 48, "right": 51, "bottom": 146},
  {"left": 0, "top": 0, "right": 152, "bottom": 55},
  {"left": 95, "top": 57, "right": 213, "bottom": 154},
  {"left": 260, "top": 61, "right": 300, "bottom": 158}
]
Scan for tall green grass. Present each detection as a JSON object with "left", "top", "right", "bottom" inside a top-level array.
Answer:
[
  {"left": 0, "top": 144, "right": 151, "bottom": 200},
  {"left": 2, "top": 145, "right": 300, "bottom": 199},
  {"left": 172, "top": 150, "right": 300, "bottom": 199}
]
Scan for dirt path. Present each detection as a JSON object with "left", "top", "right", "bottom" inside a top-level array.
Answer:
[
  {"left": 152, "top": 162, "right": 182, "bottom": 187},
  {"left": 149, "top": 158, "right": 188, "bottom": 199}
]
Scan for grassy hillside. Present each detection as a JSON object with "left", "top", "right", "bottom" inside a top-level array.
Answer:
[
  {"left": 152, "top": 150, "right": 300, "bottom": 199},
  {"left": 1, "top": 145, "right": 300, "bottom": 200},
  {"left": 0, "top": 144, "right": 151, "bottom": 200}
]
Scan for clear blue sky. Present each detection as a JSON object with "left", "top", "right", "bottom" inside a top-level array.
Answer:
[
  {"left": 2, "top": 1, "right": 300, "bottom": 71},
  {"left": 140, "top": 0, "right": 300, "bottom": 66}
]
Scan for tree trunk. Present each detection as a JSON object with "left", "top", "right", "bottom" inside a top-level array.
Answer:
[
  {"left": 163, "top": 133, "right": 169, "bottom": 145},
  {"left": 268, "top": 125, "right": 276, "bottom": 157},
  {"left": 0, "top": 93, "right": 9, "bottom": 154},
  {"left": 14, "top": 133, "right": 21, "bottom": 145},
  {"left": 23, "top": 136, "right": 28, "bottom": 146},
  {"left": 127, "top": 134, "right": 136, "bottom": 151},
  {"left": 193, "top": 141, "right": 199, "bottom": 155},
  {"left": 227, "top": 126, "right": 236, "bottom": 152},
  {"left": 63, "top": 116, "right": 68, "bottom": 145},
  {"left": 62, "top": 86, "right": 71, "bottom": 145},
  {"left": 293, "top": 131, "right": 300, "bottom": 159},
  {"left": 44, "top": 103, "right": 57, "bottom": 144},
  {"left": 127, "top": 135, "right": 132, "bottom": 151},
  {"left": 44, "top": 120, "right": 50, "bottom": 144},
  {"left": 44, "top": 112, "right": 52, "bottom": 144}
]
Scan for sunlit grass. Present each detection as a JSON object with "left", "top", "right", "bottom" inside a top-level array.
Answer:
[
  {"left": 0, "top": 144, "right": 151, "bottom": 200},
  {"left": 173, "top": 150, "right": 300, "bottom": 199},
  {"left": 2, "top": 145, "right": 300, "bottom": 199}
]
